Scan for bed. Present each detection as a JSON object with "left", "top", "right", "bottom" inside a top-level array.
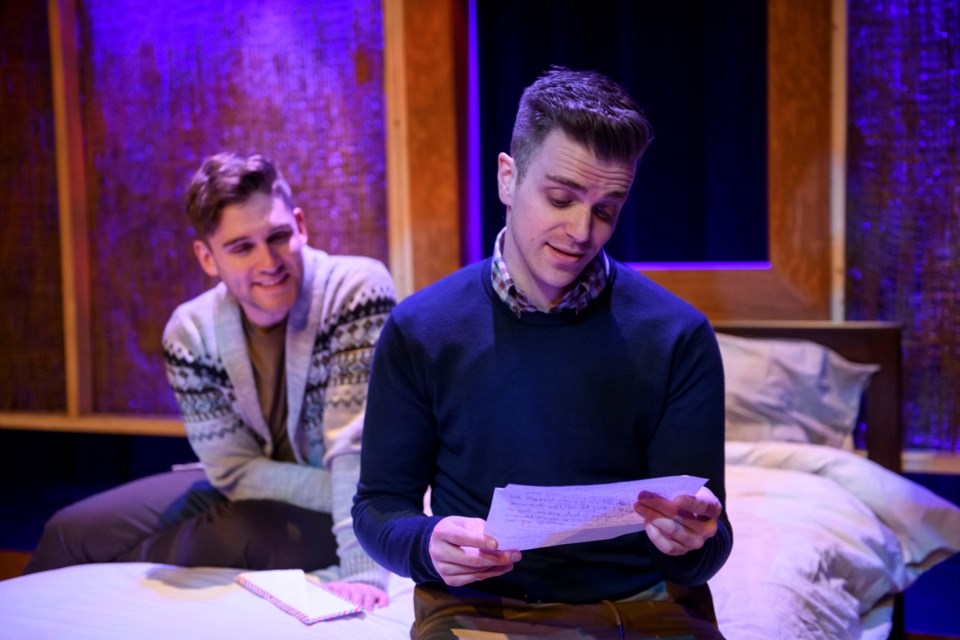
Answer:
[
  {"left": 710, "top": 321, "right": 960, "bottom": 640},
  {"left": 1, "top": 321, "right": 958, "bottom": 639}
]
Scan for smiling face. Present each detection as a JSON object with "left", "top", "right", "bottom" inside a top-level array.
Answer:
[
  {"left": 193, "top": 192, "right": 308, "bottom": 328},
  {"left": 497, "top": 129, "right": 636, "bottom": 310}
]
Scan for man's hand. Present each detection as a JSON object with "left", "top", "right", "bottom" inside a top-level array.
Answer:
[
  {"left": 322, "top": 581, "right": 390, "bottom": 610},
  {"left": 633, "top": 486, "right": 722, "bottom": 556},
  {"left": 428, "top": 516, "right": 520, "bottom": 587}
]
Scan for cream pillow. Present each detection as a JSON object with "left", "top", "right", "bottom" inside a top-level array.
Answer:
[{"left": 717, "top": 333, "right": 880, "bottom": 448}]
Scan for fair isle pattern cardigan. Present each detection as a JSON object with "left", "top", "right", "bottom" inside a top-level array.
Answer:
[{"left": 162, "top": 246, "right": 396, "bottom": 587}]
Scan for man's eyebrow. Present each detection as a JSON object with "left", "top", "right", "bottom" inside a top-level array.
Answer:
[
  {"left": 545, "top": 174, "right": 586, "bottom": 192},
  {"left": 545, "top": 174, "right": 629, "bottom": 200},
  {"left": 220, "top": 234, "right": 251, "bottom": 249}
]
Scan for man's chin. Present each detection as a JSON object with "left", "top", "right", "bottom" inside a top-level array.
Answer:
[
  {"left": 544, "top": 265, "right": 583, "bottom": 288},
  {"left": 248, "top": 291, "right": 297, "bottom": 321},
  {"left": 260, "top": 297, "right": 297, "bottom": 315}
]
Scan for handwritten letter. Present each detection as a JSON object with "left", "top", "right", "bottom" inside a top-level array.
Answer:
[{"left": 484, "top": 476, "right": 706, "bottom": 551}]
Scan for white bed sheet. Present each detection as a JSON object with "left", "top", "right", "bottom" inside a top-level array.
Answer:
[{"left": 0, "top": 562, "right": 417, "bottom": 640}]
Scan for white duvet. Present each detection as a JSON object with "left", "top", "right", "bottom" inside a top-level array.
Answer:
[{"left": 711, "top": 441, "right": 960, "bottom": 640}]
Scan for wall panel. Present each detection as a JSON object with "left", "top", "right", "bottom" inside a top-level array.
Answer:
[
  {"left": 75, "top": 0, "right": 388, "bottom": 414},
  {"left": 847, "top": 0, "right": 960, "bottom": 451},
  {"left": 0, "top": 3, "right": 66, "bottom": 411}
]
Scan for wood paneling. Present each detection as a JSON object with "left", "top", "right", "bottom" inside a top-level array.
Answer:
[
  {"left": 640, "top": 0, "right": 834, "bottom": 321},
  {"left": 49, "top": 0, "right": 92, "bottom": 416},
  {"left": 0, "top": 413, "right": 182, "bottom": 437},
  {"left": 0, "top": 2, "right": 67, "bottom": 412},
  {"left": 385, "top": 0, "right": 465, "bottom": 298},
  {"left": 0, "top": 0, "right": 389, "bottom": 433},
  {"left": 0, "top": 0, "right": 835, "bottom": 433},
  {"left": 0, "top": 550, "right": 31, "bottom": 581},
  {"left": 391, "top": 0, "right": 836, "bottom": 319}
]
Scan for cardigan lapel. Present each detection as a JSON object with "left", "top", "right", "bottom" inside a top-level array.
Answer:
[
  {"left": 214, "top": 288, "right": 273, "bottom": 451},
  {"left": 285, "top": 247, "right": 326, "bottom": 459}
]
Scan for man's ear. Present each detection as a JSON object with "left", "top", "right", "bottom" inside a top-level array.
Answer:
[
  {"left": 292, "top": 207, "right": 308, "bottom": 244},
  {"left": 193, "top": 240, "right": 220, "bottom": 278},
  {"left": 497, "top": 152, "right": 516, "bottom": 208}
]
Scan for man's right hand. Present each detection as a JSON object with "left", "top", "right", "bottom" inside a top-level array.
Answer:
[{"left": 428, "top": 516, "right": 520, "bottom": 587}]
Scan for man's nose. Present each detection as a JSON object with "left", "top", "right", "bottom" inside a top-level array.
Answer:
[
  {"left": 254, "top": 243, "right": 281, "bottom": 270},
  {"left": 565, "top": 207, "right": 592, "bottom": 243}
]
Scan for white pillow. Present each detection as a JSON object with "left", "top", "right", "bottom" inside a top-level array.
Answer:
[{"left": 717, "top": 333, "right": 879, "bottom": 448}]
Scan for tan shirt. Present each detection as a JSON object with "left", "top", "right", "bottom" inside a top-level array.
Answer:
[{"left": 242, "top": 314, "right": 295, "bottom": 463}]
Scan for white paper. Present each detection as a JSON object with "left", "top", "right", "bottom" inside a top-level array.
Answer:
[
  {"left": 235, "top": 569, "right": 361, "bottom": 623},
  {"left": 483, "top": 475, "right": 707, "bottom": 551}
]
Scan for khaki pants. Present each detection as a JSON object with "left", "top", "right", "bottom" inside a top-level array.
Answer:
[{"left": 412, "top": 582, "right": 724, "bottom": 639}]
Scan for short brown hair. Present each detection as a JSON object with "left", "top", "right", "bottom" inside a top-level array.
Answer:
[
  {"left": 185, "top": 152, "right": 294, "bottom": 238},
  {"left": 510, "top": 67, "right": 653, "bottom": 182}
]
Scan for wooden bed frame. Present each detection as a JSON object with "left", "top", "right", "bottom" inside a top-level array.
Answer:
[{"left": 713, "top": 320, "right": 906, "bottom": 639}]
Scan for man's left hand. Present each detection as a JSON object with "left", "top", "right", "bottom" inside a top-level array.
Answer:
[
  {"left": 322, "top": 581, "right": 390, "bottom": 610},
  {"left": 633, "top": 486, "right": 721, "bottom": 556}
]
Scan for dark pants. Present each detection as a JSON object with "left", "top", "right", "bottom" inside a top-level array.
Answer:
[
  {"left": 23, "top": 468, "right": 338, "bottom": 575},
  {"left": 412, "top": 582, "right": 724, "bottom": 639}
]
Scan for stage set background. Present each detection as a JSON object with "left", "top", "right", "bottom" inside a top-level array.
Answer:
[{"left": 0, "top": 0, "right": 956, "bottom": 518}]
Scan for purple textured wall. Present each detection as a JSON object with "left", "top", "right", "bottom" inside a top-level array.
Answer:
[
  {"left": 847, "top": 0, "right": 960, "bottom": 450},
  {"left": 75, "top": 0, "right": 387, "bottom": 414}
]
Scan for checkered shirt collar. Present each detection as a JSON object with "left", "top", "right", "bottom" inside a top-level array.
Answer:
[{"left": 490, "top": 228, "right": 609, "bottom": 317}]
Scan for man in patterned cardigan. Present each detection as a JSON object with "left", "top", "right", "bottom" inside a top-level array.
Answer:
[{"left": 26, "top": 153, "right": 397, "bottom": 609}]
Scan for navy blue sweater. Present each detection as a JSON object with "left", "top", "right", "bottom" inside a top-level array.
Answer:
[{"left": 353, "top": 258, "right": 732, "bottom": 603}]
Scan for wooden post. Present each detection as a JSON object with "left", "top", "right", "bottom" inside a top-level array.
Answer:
[
  {"left": 383, "top": 0, "right": 466, "bottom": 298},
  {"left": 48, "top": 0, "right": 93, "bottom": 416}
]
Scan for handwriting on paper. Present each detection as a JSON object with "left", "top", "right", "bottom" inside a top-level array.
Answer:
[{"left": 483, "top": 476, "right": 706, "bottom": 551}]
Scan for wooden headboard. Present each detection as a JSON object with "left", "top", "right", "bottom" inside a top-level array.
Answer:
[{"left": 712, "top": 320, "right": 904, "bottom": 474}]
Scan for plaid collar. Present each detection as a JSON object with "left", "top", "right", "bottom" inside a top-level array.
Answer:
[{"left": 490, "top": 228, "right": 609, "bottom": 317}]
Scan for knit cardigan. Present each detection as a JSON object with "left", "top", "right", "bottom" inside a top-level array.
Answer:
[{"left": 163, "top": 246, "right": 396, "bottom": 586}]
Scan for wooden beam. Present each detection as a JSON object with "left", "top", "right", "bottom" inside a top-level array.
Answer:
[
  {"left": 48, "top": 0, "right": 93, "bottom": 415},
  {"left": 0, "top": 412, "right": 185, "bottom": 437},
  {"left": 829, "top": 0, "right": 848, "bottom": 321},
  {"left": 383, "top": 0, "right": 466, "bottom": 298},
  {"left": 902, "top": 451, "right": 960, "bottom": 475},
  {"left": 383, "top": 0, "right": 414, "bottom": 298}
]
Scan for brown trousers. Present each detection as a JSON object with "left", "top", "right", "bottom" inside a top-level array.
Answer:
[{"left": 412, "top": 582, "right": 724, "bottom": 639}]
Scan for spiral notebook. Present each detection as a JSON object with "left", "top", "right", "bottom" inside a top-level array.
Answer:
[{"left": 235, "top": 569, "right": 363, "bottom": 624}]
